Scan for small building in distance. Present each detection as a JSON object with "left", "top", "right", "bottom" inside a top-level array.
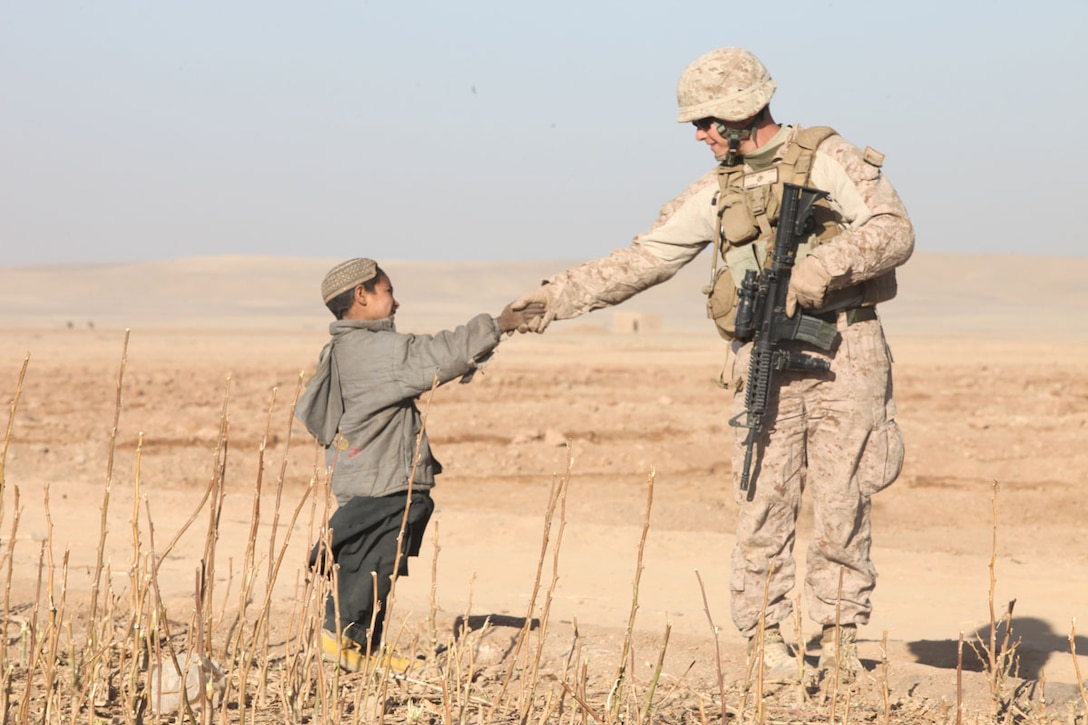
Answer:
[{"left": 612, "top": 311, "right": 662, "bottom": 334}]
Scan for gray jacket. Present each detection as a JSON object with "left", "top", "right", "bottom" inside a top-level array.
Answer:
[{"left": 296, "top": 314, "right": 501, "bottom": 503}]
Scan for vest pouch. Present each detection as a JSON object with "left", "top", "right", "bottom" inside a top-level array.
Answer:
[
  {"left": 718, "top": 188, "right": 760, "bottom": 245},
  {"left": 725, "top": 239, "right": 767, "bottom": 287},
  {"left": 706, "top": 241, "right": 768, "bottom": 341},
  {"left": 705, "top": 266, "right": 738, "bottom": 340},
  {"left": 818, "top": 284, "right": 865, "bottom": 313},
  {"left": 862, "top": 270, "right": 898, "bottom": 306}
]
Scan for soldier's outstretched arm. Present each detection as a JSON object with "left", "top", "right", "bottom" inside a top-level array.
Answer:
[{"left": 511, "top": 171, "right": 720, "bottom": 333}]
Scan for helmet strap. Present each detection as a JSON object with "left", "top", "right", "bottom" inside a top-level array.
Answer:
[{"left": 714, "top": 110, "right": 764, "bottom": 165}]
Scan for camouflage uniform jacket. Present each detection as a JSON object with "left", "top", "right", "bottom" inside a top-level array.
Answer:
[{"left": 538, "top": 125, "right": 914, "bottom": 319}]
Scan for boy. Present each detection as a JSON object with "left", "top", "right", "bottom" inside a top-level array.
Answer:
[{"left": 296, "top": 257, "right": 539, "bottom": 672}]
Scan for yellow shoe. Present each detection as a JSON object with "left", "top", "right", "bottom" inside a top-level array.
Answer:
[
  {"left": 376, "top": 650, "right": 412, "bottom": 675},
  {"left": 320, "top": 630, "right": 412, "bottom": 674}
]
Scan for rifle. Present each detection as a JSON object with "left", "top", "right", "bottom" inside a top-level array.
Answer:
[{"left": 728, "top": 183, "right": 840, "bottom": 500}]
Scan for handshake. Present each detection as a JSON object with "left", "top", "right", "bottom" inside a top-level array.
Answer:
[
  {"left": 495, "top": 287, "right": 554, "bottom": 334},
  {"left": 490, "top": 252, "right": 835, "bottom": 336}
]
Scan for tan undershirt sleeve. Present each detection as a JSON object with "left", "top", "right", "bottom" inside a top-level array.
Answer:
[{"left": 543, "top": 170, "right": 720, "bottom": 320}]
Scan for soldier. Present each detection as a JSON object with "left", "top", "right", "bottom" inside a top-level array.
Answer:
[{"left": 512, "top": 47, "right": 912, "bottom": 683}]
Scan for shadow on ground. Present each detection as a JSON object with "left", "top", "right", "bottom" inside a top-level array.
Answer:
[{"left": 905, "top": 616, "right": 1087, "bottom": 680}]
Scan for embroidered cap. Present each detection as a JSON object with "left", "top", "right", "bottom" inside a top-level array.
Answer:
[{"left": 321, "top": 258, "right": 378, "bottom": 303}]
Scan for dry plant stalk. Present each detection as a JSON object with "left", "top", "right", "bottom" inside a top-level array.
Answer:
[
  {"left": 753, "top": 561, "right": 779, "bottom": 725},
  {"left": 16, "top": 540, "right": 46, "bottom": 725},
  {"left": 0, "top": 353, "right": 29, "bottom": 681},
  {"left": 608, "top": 467, "right": 656, "bottom": 722},
  {"left": 879, "top": 629, "right": 891, "bottom": 725},
  {"left": 267, "top": 374, "right": 305, "bottom": 586},
  {"left": 90, "top": 330, "right": 130, "bottom": 639},
  {"left": 2, "top": 486, "right": 21, "bottom": 677},
  {"left": 519, "top": 449, "right": 573, "bottom": 720},
  {"left": 144, "top": 502, "right": 202, "bottom": 723},
  {"left": 255, "top": 374, "right": 308, "bottom": 707},
  {"left": 956, "top": 631, "right": 964, "bottom": 725},
  {"left": 40, "top": 488, "right": 61, "bottom": 724},
  {"left": 227, "top": 384, "right": 278, "bottom": 715},
  {"left": 200, "top": 376, "right": 232, "bottom": 648},
  {"left": 0, "top": 352, "right": 31, "bottom": 529},
  {"left": 967, "top": 479, "right": 1021, "bottom": 718},
  {"left": 485, "top": 456, "right": 566, "bottom": 724},
  {"left": 560, "top": 680, "right": 604, "bottom": 725},
  {"left": 552, "top": 618, "right": 581, "bottom": 724},
  {"left": 429, "top": 520, "right": 442, "bottom": 656},
  {"left": 695, "top": 570, "right": 728, "bottom": 725},
  {"left": 639, "top": 618, "right": 671, "bottom": 724},
  {"left": 1071, "top": 618, "right": 1088, "bottom": 711}
]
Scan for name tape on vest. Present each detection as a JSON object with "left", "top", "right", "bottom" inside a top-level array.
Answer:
[{"left": 743, "top": 167, "right": 779, "bottom": 189}]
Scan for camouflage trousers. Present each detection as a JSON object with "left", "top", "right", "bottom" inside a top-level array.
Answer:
[{"left": 727, "top": 318, "right": 904, "bottom": 638}]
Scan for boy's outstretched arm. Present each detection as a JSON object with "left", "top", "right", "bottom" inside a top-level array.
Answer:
[{"left": 394, "top": 303, "right": 546, "bottom": 395}]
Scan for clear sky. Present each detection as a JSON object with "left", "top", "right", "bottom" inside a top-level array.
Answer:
[{"left": 2, "top": 0, "right": 1085, "bottom": 266}]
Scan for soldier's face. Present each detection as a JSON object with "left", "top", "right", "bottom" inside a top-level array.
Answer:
[
  {"left": 694, "top": 121, "right": 727, "bottom": 156},
  {"left": 694, "top": 118, "right": 756, "bottom": 162}
]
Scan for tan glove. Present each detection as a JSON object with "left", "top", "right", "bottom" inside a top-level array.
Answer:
[
  {"left": 786, "top": 256, "right": 832, "bottom": 317},
  {"left": 510, "top": 286, "right": 556, "bottom": 333},
  {"left": 496, "top": 302, "right": 546, "bottom": 333}
]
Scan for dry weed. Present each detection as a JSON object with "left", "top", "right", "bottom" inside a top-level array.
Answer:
[{"left": 0, "top": 334, "right": 1085, "bottom": 725}]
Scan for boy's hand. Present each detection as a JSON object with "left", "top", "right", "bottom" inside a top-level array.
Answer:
[
  {"left": 497, "top": 302, "right": 546, "bottom": 333},
  {"left": 510, "top": 287, "right": 556, "bottom": 333}
]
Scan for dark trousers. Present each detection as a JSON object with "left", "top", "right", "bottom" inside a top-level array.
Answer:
[{"left": 311, "top": 491, "right": 434, "bottom": 650}]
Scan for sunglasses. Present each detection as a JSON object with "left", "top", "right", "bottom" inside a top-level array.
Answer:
[{"left": 692, "top": 118, "right": 718, "bottom": 132}]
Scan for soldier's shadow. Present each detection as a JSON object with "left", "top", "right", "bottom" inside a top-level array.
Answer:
[{"left": 905, "top": 617, "right": 1087, "bottom": 680}]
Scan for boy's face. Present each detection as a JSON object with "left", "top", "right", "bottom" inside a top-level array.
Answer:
[{"left": 351, "top": 274, "right": 398, "bottom": 321}]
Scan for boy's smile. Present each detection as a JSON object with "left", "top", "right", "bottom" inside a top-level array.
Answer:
[{"left": 347, "top": 274, "right": 399, "bottom": 321}]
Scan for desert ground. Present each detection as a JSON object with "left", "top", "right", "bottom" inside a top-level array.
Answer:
[{"left": 1, "top": 252, "right": 1087, "bottom": 721}]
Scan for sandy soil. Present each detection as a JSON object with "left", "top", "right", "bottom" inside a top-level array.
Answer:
[{"left": 1, "top": 255, "right": 1087, "bottom": 717}]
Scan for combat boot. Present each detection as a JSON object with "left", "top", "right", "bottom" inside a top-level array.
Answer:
[
  {"left": 747, "top": 624, "right": 800, "bottom": 683},
  {"left": 818, "top": 624, "right": 863, "bottom": 684}
]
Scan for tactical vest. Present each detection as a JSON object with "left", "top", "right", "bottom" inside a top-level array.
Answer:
[{"left": 705, "top": 125, "right": 897, "bottom": 340}]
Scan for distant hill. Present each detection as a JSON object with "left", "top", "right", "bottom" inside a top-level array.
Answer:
[{"left": 1, "top": 252, "right": 1084, "bottom": 341}]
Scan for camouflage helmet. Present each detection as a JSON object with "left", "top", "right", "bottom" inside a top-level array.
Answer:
[{"left": 676, "top": 48, "right": 776, "bottom": 123}]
